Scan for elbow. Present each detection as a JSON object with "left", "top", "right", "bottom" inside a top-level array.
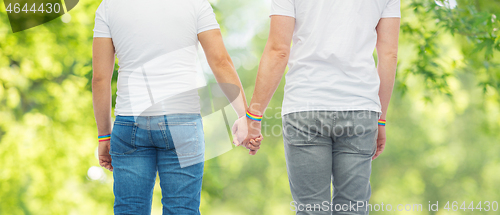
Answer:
[
  {"left": 212, "top": 56, "right": 233, "bottom": 69},
  {"left": 276, "top": 51, "right": 289, "bottom": 59},
  {"left": 92, "top": 75, "right": 105, "bottom": 84},
  {"left": 388, "top": 53, "right": 398, "bottom": 60},
  {"left": 270, "top": 44, "right": 290, "bottom": 60},
  {"left": 379, "top": 52, "right": 398, "bottom": 62},
  {"left": 91, "top": 75, "right": 110, "bottom": 89},
  {"left": 377, "top": 45, "right": 398, "bottom": 61}
]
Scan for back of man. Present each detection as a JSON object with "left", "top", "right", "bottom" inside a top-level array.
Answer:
[
  {"left": 272, "top": 0, "right": 400, "bottom": 115},
  {"left": 253, "top": 0, "right": 401, "bottom": 214}
]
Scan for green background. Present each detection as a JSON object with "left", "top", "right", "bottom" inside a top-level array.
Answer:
[{"left": 0, "top": 0, "right": 499, "bottom": 214}]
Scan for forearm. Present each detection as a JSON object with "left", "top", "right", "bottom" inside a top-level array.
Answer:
[
  {"left": 92, "top": 79, "right": 112, "bottom": 135},
  {"left": 211, "top": 57, "right": 248, "bottom": 118},
  {"left": 377, "top": 55, "right": 398, "bottom": 120},
  {"left": 248, "top": 47, "right": 289, "bottom": 115}
]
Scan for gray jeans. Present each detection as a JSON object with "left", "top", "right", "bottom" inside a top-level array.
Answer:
[{"left": 283, "top": 111, "right": 379, "bottom": 215}]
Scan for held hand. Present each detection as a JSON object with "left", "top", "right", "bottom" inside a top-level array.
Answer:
[
  {"left": 372, "top": 125, "right": 386, "bottom": 160},
  {"left": 232, "top": 117, "right": 248, "bottom": 146},
  {"left": 242, "top": 120, "right": 263, "bottom": 155},
  {"left": 98, "top": 141, "right": 113, "bottom": 171},
  {"left": 246, "top": 135, "right": 264, "bottom": 155}
]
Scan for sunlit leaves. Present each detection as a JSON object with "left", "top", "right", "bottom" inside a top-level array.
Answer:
[{"left": 400, "top": 0, "right": 500, "bottom": 99}]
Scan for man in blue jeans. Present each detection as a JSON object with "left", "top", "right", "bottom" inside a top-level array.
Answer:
[
  {"left": 239, "top": 0, "right": 401, "bottom": 214},
  {"left": 92, "top": 0, "right": 253, "bottom": 214}
]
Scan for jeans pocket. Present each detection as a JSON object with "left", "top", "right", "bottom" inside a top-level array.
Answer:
[
  {"left": 110, "top": 121, "right": 138, "bottom": 155},
  {"left": 349, "top": 111, "right": 378, "bottom": 154},
  {"left": 159, "top": 122, "right": 199, "bottom": 156},
  {"left": 282, "top": 113, "right": 321, "bottom": 144}
]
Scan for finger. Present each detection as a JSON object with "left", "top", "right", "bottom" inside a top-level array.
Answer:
[
  {"left": 231, "top": 122, "right": 240, "bottom": 146},
  {"left": 232, "top": 120, "right": 238, "bottom": 133},
  {"left": 233, "top": 135, "right": 240, "bottom": 146},
  {"left": 246, "top": 142, "right": 261, "bottom": 151},
  {"left": 245, "top": 143, "right": 260, "bottom": 151},
  {"left": 99, "top": 159, "right": 106, "bottom": 166},
  {"left": 99, "top": 156, "right": 113, "bottom": 171},
  {"left": 241, "top": 139, "right": 250, "bottom": 148},
  {"left": 100, "top": 162, "right": 110, "bottom": 171},
  {"left": 373, "top": 150, "right": 381, "bottom": 160},
  {"left": 250, "top": 139, "right": 261, "bottom": 147},
  {"left": 104, "top": 163, "right": 113, "bottom": 172},
  {"left": 249, "top": 150, "right": 257, "bottom": 155},
  {"left": 254, "top": 135, "right": 264, "bottom": 142},
  {"left": 372, "top": 144, "right": 384, "bottom": 160},
  {"left": 100, "top": 160, "right": 110, "bottom": 168}
]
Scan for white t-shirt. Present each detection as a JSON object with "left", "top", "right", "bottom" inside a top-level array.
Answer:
[
  {"left": 271, "top": 0, "right": 401, "bottom": 115},
  {"left": 93, "top": 0, "right": 220, "bottom": 116}
]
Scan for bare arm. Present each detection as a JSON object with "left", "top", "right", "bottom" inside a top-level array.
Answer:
[
  {"left": 92, "top": 37, "right": 115, "bottom": 171},
  {"left": 373, "top": 17, "right": 400, "bottom": 160},
  {"left": 376, "top": 18, "right": 400, "bottom": 120},
  {"left": 242, "top": 16, "right": 295, "bottom": 153},
  {"left": 248, "top": 16, "right": 295, "bottom": 116},
  {"left": 198, "top": 29, "right": 247, "bottom": 117}
]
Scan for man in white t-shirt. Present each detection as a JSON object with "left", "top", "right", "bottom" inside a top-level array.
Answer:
[
  {"left": 239, "top": 0, "right": 401, "bottom": 214},
  {"left": 92, "top": 0, "right": 254, "bottom": 214}
]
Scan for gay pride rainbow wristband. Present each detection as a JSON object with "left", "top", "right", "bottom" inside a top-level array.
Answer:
[
  {"left": 246, "top": 110, "right": 263, "bottom": 122},
  {"left": 98, "top": 134, "right": 111, "bottom": 142},
  {"left": 378, "top": 119, "right": 386, "bottom": 126}
]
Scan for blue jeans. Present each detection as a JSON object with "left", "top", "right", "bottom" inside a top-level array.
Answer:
[
  {"left": 110, "top": 114, "right": 205, "bottom": 215},
  {"left": 283, "top": 111, "right": 379, "bottom": 215}
]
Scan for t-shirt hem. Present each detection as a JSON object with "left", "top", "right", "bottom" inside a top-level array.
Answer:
[
  {"left": 114, "top": 111, "right": 201, "bottom": 117},
  {"left": 281, "top": 106, "right": 382, "bottom": 117},
  {"left": 270, "top": 13, "right": 295, "bottom": 18},
  {"left": 381, "top": 14, "right": 401, "bottom": 18},
  {"left": 93, "top": 33, "right": 111, "bottom": 38},
  {"left": 197, "top": 25, "right": 220, "bottom": 34}
]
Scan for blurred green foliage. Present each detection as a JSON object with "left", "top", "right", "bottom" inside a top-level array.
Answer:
[{"left": 0, "top": 0, "right": 499, "bottom": 214}]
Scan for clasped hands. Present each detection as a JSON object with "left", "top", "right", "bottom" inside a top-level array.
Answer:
[{"left": 232, "top": 116, "right": 264, "bottom": 155}]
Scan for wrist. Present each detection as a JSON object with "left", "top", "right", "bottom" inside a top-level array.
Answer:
[
  {"left": 248, "top": 120, "right": 262, "bottom": 135},
  {"left": 98, "top": 133, "right": 111, "bottom": 142},
  {"left": 246, "top": 110, "right": 263, "bottom": 122},
  {"left": 378, "top": 119, "right": 386, "bottom": 126}
]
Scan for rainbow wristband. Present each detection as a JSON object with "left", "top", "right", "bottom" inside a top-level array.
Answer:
[
  {"left": 378, "top": 119, "right": 386, "bottom": 126},
  {"left": 98, "top": 134, "right": 111, "bottom": 142},
  {"left": 246, "top": 110, "right": 263, "bottom": 122}
]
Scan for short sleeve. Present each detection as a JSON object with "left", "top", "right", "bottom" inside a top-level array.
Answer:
[
  {"left": 270, "top": 0, "right": 295, "bottom": 18},
  {"left": 93, "top": 0, "right": 111, "bottom": 38},
  {"left": 197, "top": 0, "right": 220, "bottom": 34},
  {"left": 381, "top": 0, "right": 401, "bottom": 18}
]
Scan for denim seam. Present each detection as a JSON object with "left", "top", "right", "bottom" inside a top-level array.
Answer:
[
  {"left": 114, "top": 121, "right": 135, "bottom": 126},
  {"left": 160, "top": 122, "right": 196, "bottom": 126},
  {"left": 110, "top": 122, "right": 138, "bottom": 155},
  {"left": 131, "top": 123, "right": 138, "bottom": 148},
  {"left": 158, "top": 123, "right": 170, "bottom": 150}
]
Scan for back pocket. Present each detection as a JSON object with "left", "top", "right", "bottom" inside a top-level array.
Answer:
[
  {"left": 282, "top": 113, "right": 322, "bottom": 144},
  {"left": 350, "top": 111, "right": 378, "bottom": 154},
  {"left": 159, "top": 122, "right": 199, "bottom": 156},
  {"left": 110, "top": 121, "right": 138, "bottom": 155}
]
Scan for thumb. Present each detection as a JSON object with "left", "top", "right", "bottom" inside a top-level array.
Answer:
[
  {"left": 233, "top": 135, "right": 241, "bottom": 146},
  {"left": 232, "top": 122, "right": 240, "bottom": 146},
  {"left": 232, "top": 120, "right": 238, "bottom": 134}
]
